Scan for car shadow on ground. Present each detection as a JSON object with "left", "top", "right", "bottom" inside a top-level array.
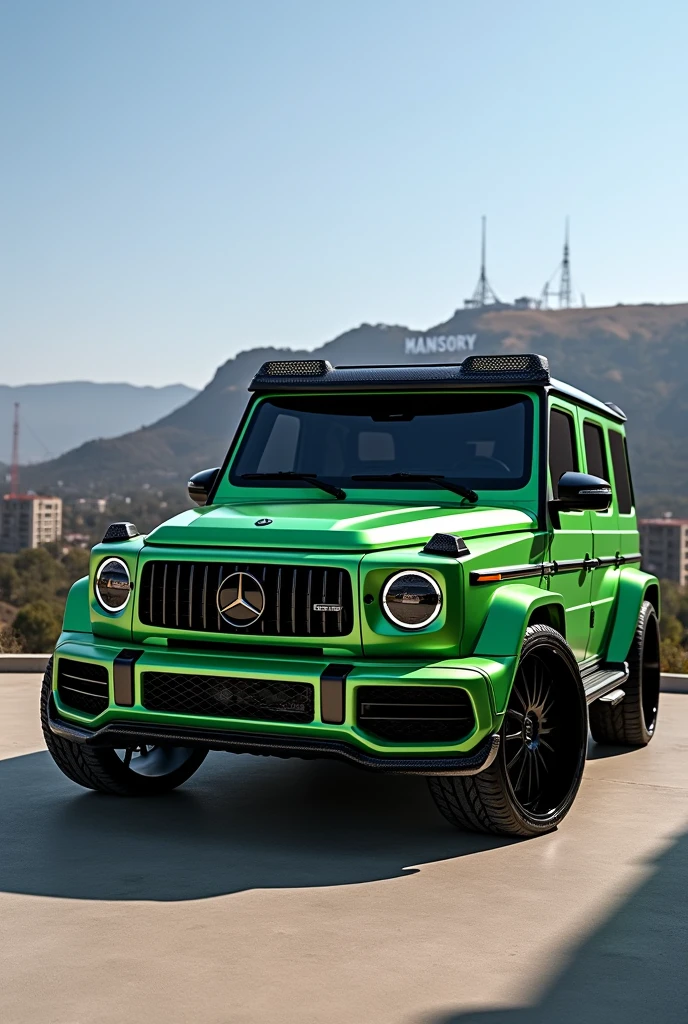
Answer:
[
  {"left": 423, "top": 826, "right": 688, "bottom": 1024},
  {"left": 0, "top": 748, "right": 515, "bottom": 901}
]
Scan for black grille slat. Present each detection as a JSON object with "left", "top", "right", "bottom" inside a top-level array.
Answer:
[
  {"left": 142, "top": 671, "right": 314, "bottom": 724},
  {"left": 140, "top": 562, "right": 353, "bottom": 638},
  {"left": 57, "top": 658, "right": 109, "bottom": 716},
  {"left": 356, "top": 686, "right": 475, "bottom": 743}
]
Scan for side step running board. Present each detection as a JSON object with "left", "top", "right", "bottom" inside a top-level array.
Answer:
[
  {"left": 581, "top": 661, "right": 629, "bottom": 704},
  {"left": 599, "top": 688, "right": 626, "bottom": 706}
]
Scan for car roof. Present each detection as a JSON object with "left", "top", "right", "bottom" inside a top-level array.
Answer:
[{"left": 249, "top": 355, "right": 627, "bottom": 423}]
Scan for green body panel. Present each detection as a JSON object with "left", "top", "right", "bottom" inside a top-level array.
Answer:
[
  {"left": 606, "top": 566, "right": 660, "bottom": 663},
  {"left": 145, "top": 500, "right": 534, "bottom": 552},
  {"left": 53, "top": 382, "right": 654, "bottom": 763},
  {"left": 62, "top": 576, "right": 91, "bottom": 633}
]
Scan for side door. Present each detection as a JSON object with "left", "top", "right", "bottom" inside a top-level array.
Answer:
[
  {"left": 581, "top": 416, "right": 619, "bottom": 659},
  {"left": 547, "top": 402, "right": 592, "bottom": 661}
]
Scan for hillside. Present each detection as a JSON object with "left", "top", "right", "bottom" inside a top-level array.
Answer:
[
  {"left": 15, "top": 302, "right": 688, "bottom": 506},
  {"left": 0, "top": 381, "right": 197, "bottom": 464}
]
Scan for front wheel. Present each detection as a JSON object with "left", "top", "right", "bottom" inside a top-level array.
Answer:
[
  {"left": 40, "top": 659, "right": 208, "bottom": 795},
  {"left": 428, "top": 624, "right": 587, "bottom": 837}
]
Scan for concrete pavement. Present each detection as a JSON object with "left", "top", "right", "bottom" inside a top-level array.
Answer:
[{"left": 1, "top": 673, "right": 687, "bottom": 1024}]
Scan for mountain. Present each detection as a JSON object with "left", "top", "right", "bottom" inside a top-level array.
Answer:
[
  {"left": 14, "top": 302, "right": 688, "bottom": 507},
  {"left": 0, "top": 381, "right": 197, "bottom": 464}
]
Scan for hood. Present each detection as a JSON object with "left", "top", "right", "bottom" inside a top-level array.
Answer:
[{"left": 144, "top": 500, "right": 536, "bottom": 551}]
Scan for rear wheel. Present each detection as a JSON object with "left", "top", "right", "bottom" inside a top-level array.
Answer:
[
  {"left": 589, "top": 600, "right": 660, "bottom": 747},
  {"left": 40, "top": 659, "right": 208, "bottom": 795},
  {"left": 428, "top": 625, "right": 587, "bottom": 837}
]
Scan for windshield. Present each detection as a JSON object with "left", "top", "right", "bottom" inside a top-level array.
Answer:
[{"left": 229, "top": 392, "right": 533, "bottom": 492}]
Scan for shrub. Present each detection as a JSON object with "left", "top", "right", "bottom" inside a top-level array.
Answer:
[
  {"left": 12, "top": 600, "right": 63, "bottom": 653},
  {"left": 0, "top": 627, "right": 24, "bottom": 653}
]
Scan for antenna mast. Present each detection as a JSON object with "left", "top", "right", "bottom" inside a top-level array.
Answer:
[
  {"left": 10, "top": 403, "right": 20, "bottom": 497},
  {"left": 465, "top": 216, "right": 501, "bottom": 308},
  {"left": 541, "top": 217, "right": 576, "bottom": 308}
]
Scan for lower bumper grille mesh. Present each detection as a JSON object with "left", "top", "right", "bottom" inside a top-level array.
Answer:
[
  {"left": 142, "top": 671, "right": 314, "bottom": 724},
  {"left": 57, "top": 659, "right": 109, "bottom": 716},
  {"left": 356, "top": 685, "right": 474, "bottom": 742}
]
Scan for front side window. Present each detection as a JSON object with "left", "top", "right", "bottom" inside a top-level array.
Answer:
[
  {"left": 230, "top": 392, "right": 534, "bottom": 492},
  {"left": 583, "top": 421, "right": 609, "bottom": 482},
  {"left": 549, "top": 408, "right": 578, "bottom": 498}
]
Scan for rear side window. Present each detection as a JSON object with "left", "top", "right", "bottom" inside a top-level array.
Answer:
[
  {"left": 549, "top": 409, "right": 578, "bottom": 497},
  {"left": 609, "top": 430, "right": 634, "bottom": 514},
  {"left": 583, "top": 421, "right": 609, "bottom": 482}
]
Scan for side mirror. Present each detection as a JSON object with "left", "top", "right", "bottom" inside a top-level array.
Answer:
[
  {"left": 188, "top": 467, "right": 220, "bottom": 506},
  {"left": 550, "top": 471, "right": 612, "bottom": 522}
]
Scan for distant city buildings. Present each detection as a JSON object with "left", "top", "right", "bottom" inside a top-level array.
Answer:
[
  {"left": 639, "top": 518, "right": 688, "bottom": 586},
  {"left": 0, "top": 495, "right": 63, "bottom": 553},
  {"left": 76, "top": 497, "right": 108, "bottom": 514}
]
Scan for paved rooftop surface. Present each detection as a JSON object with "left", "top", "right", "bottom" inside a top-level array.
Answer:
[{"left": 1, "top": 673, "right": 687, "bottom": 1024}]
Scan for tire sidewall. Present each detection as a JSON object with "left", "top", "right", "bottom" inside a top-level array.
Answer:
[{"left": 500, "top": 625, "right": 587, "bottom": 834}]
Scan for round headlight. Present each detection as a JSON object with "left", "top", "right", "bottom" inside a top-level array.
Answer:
[
  {"left": 95, "top": 557, "right": 132, "bottom": 612},
  {"left": 381, "top": 570, "right": 442, "bottom": 630}
]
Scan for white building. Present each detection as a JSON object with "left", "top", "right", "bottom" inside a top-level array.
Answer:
[
  {"left": 0, "top": 495, "right": 63, "bottom": 553},
  {"left": 639, "top": 517, "right": 688, "bottom": 587}
]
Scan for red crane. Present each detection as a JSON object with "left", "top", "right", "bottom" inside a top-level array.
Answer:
[{"left": 9, "top": 402, "right": 20, "bottom": 497}]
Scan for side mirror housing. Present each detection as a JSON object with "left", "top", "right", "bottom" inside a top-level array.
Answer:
[
  {"left": 550, "top": 471, "right": 612, "bottom": 521},
  {"left": 188, "top": 467, "right": 220, "bottom": 506}
]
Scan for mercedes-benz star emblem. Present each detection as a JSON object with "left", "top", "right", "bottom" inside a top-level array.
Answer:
[
  {"left": 217, "top": 572, "right": 266, "bottom": 627},
  {"left": 255, "top": 518, "right": 273, "bottom": 526}
]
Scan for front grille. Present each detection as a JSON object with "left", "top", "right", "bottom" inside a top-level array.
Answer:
[
  {"left": 57, "top": 658, "right": 109, "bottom": 716},
  {"left": 138, "top": 561, "right": 353, "bottom": 637},
  {"left": 356, "top": 685, "right": 475, "bottom": 743},
  {"left": 142, "top": 671, "right": 314, "bottom": 724}
]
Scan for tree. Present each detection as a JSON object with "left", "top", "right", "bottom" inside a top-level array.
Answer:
[
  {"left": 12, "top": 601, "right": 63, "bottom": 653},
  {"left": 13, "top": 548, "right": 66, "bottom": 606},
  {"left": 0, "top": 555, "right": 19, "bottom": 603}
]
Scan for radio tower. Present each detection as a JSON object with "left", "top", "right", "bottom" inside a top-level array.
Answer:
[
  {"left": 465, "top": 216, "right": 501, "bottom": 308},
  {"left": 542, "top": 218, "right": 574, "bottom": 309},
  {"left": 9, "top": 403, "right": 20, "bottom": 497}
]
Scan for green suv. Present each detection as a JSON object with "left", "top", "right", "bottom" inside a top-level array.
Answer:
[{"left": 42, "top": 354, "right": 661, "bottom": 837}]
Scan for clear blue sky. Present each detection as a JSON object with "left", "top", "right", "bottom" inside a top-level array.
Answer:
[{"left": 2, "top": 0, "right": 687, "bottom": 389}]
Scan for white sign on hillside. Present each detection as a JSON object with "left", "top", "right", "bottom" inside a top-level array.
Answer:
[{"left": 405, "top": 334, "right": 477, "bottom": 355}]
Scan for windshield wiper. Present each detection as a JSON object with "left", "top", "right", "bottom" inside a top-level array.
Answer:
[
  {"left": 240, "top": 472, "right": 346, "bottom": 500},
  {"left": 352, "top": 473, "right": 478, "bottom": 503}
]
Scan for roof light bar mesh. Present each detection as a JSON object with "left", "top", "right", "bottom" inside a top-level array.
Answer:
[
  {"left": 260, "top": 359, "right": 332, "bottom": 377},
  {"left": 461, "top": 353, "right": 550, "bottom": 383}
]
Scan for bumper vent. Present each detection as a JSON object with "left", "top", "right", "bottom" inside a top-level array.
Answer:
[
  {"left": 356, "top": 685, "right": 475, "bottom": 743},
  {"left": 138, "top": 561, "right": 353, "bottom": 638},
  {"left": 142, "top": 671, "right": 314, "bottom": 724},
  {"left": 57, "top": 658, "right": 109, "bottom": 716}
]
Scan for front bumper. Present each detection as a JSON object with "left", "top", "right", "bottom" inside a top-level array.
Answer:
[{"left": 50, "top": 633, "right": 507, "bottom": 775}]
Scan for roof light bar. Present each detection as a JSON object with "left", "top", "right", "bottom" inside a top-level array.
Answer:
[
  {"left": 259, "top": 359, "right": 332, "bottom": 377},
  {"left": 249, "top": 352, "right": 552, "bottom": 391},
  {"left": 461, "top": 354, "right": 550, "bottom": 383}
]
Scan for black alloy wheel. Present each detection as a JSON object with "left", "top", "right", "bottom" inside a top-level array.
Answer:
[
  {"left": 428, "top": 624, "right": 587, "bottom": 837},
  {"left": 502, "top": 645, "right": 585, "bottom": 820},
  {"left": 40, "top": 659, "right": 208, "bottom": 796}
]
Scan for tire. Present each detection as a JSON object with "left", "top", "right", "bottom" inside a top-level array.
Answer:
[
  {"left": 40, "top": 658, "right": 208, "bottom": 795},
  {"left": 589, "top": 600, "right": 660, "bottom": 747},
  {"left": 428, "top": 624, "right": 587, "bottom": 837}
]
